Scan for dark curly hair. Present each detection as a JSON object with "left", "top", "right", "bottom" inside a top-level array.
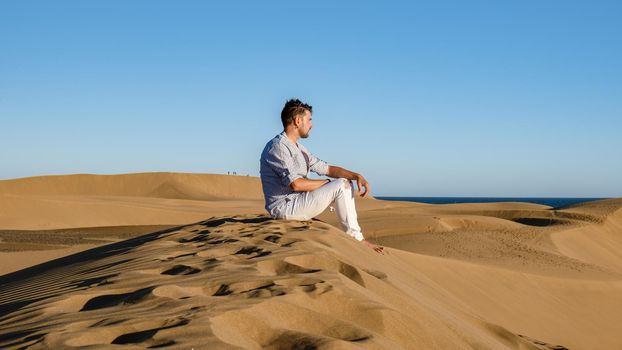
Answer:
[{"left": 281, "top": 98, "right": 312, "bottom": 128}]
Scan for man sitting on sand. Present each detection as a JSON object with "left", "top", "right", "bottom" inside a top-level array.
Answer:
[{"left": 260, "top": 99, "right": 384, "bottom": 253}]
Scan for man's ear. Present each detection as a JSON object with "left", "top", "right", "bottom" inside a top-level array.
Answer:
[{"left": 293, "top": 115, "right": 302, "bottom": 127}]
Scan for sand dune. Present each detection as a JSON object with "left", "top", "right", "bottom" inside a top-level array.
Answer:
[
  {"left": 0, "top": 172, "right": 263, "bottom": 200},
  {"left": 0, "top": 172, "right": 265, "bottom": 230},
  {"left": 551, "top": 199, "right": 622, "bottom": 274},
  {"left": 0, "top": 173, "right": 266, "bottom": 273},
  {"left": 0, "top": 215, "right": 573, "bottom": 349},
  {"left": 1, "top": 173, "right": 621, "bottom": 349}
]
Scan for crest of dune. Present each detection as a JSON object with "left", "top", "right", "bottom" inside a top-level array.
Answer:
[
  {"left": 0, "top": 173, "right": 265, "bottom": 230},
  {"left": 0, "top": 172, "right": 263, "bottom": 200}
]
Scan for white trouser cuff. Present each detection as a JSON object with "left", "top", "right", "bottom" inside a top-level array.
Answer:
[{"left": 349, "top": 231, "right": 365, "bottom": 241}]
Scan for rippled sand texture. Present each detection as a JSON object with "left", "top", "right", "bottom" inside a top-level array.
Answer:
[
  {"left": 0, "top": 215, "right": 545, "bottom": 349},
  {"left": 1, "top": 173, "right": 621, "bottom": 349}
]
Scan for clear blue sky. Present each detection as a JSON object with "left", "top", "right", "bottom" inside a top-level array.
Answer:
[{"left": 1, "top": 1, "right": 621, "bottom": 197}]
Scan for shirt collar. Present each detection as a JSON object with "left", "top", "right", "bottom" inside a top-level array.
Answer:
[{"left": 279, "top": 131, "right": 299, "bottom": 149}]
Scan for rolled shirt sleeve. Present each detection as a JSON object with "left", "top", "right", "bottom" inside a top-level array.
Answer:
[
  {"left": 308, "top": 153, "right": 329, "bottom": 176},
  {"left": 299, "top": 144, "right": 329, "bottom": 176}
]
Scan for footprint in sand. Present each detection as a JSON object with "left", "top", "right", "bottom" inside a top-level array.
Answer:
[
  {"left": 64, "top": 318, "right": 189, "bottom": 347},
  {"left": 263, "top": 234, "right": 282, "bottom": 243},
  {"left": 285, "top": 254, "right": 367, "bottom": 287},
  {"left": 80, "top": 287, "right": 155, "bottom": 312},
  {"left": 234, "top": 246, "right": 272, "bottom": 259},
  {"left": 256, "top": 259, "right": 321, "bottom": 275},
  {"left": 160, "top": 264, "right": 201, "bottom": 275},
  {"left": 362, "top": 269, "right": 388, "bottom": 280},
  {"left": 204, "top": 237, "right": 239, "bottom": 245}
]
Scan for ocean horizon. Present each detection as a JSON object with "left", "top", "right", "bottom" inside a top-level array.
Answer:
[{"left": 375, "top": 197, "right": 607, "bottom": 208}]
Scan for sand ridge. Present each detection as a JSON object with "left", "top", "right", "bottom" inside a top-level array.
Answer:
[
  {"left": 1, "top": 173, "right": 621, "bottom": 349},
  {"left": 0, "top": 172, "right": 263, "bottom": 200},
  {"left": 0, "top": 215, "right": 562, "bottom": 350},
  {"left": 323, "top": 198, "right": 622, "bottom": 277},
  {"left": 0, "top": 173, "right": 266, "bottom": 230}
]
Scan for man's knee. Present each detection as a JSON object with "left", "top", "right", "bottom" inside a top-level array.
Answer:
[
  {"left": 330, "top": 178, "right": 352, "bottom": 200},
  {"left": 338, "top": 178, "right": 351, "bottom": 189}
]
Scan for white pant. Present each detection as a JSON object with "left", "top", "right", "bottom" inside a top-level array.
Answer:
[{"left": 274, "top": 178, "right": 364, "bottom": 241}]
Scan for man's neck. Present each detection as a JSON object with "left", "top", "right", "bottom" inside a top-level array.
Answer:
[{"left": 283, "top": 129, "right": 299, "bottom": 145}]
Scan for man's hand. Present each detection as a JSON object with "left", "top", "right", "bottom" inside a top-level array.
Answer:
[
  {"left": 326, "top": 166, "right": 371, "bottom": 197},
  {"left": 355, "top": 174, "right": 370, "bottom": 197}
]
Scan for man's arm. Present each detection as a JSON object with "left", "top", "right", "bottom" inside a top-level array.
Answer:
[
  {"left": 326, "top": 165, "right": 370, "bottom": 197},
  {"left": 290, "top": 178, "right": 330, "bottom": 192},
  {"left": 289, "top": 166, "right": 370, "bottom": 196}
]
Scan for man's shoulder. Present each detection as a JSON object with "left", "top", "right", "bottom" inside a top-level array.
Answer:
[
  {"left": 261, "top": 133, "right": 290, "bottom": 158},
  {"left": 264, "top": 133, "right": 284, "bottom": 149}
]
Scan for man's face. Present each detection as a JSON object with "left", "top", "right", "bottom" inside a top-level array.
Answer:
[{"left": 297, "top": 110, "right": 313, "bottom": 138}]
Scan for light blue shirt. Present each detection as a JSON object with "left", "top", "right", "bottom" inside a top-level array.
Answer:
[{"left": 260, "top": 132, "right": 329, "bottom": 215}]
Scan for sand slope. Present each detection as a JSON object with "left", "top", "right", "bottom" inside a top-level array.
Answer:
[
  {"left": 0, "top": 173, "right": 265, "bottom": 230},
  {"left": 0, "top": 172, "right": 263, "bottom": 200},
  {"left": 1, "top": 203, "right": 621, "bottom": 348},
  {"left": 1, "top": 173, "right": 621, "bottom": 349},
  {"left": 0, "top": 215, "right": 563, "bottom": 350}
]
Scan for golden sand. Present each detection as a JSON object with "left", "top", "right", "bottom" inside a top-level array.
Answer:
[{"left": 1, "top": 173, "right": 620, "bottom": 349}]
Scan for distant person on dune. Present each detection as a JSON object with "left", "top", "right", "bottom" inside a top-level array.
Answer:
[{"left": 260, "top": 99, "right": 384, "bottom": 253}]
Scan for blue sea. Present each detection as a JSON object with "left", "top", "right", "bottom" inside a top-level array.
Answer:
[{"left": 375, "top": 197, "right": 607, "bottom": 209}]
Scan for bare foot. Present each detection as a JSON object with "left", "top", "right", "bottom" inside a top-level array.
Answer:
[{"left": 362, "top": 239, "right": 384, "bottom": 254}]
